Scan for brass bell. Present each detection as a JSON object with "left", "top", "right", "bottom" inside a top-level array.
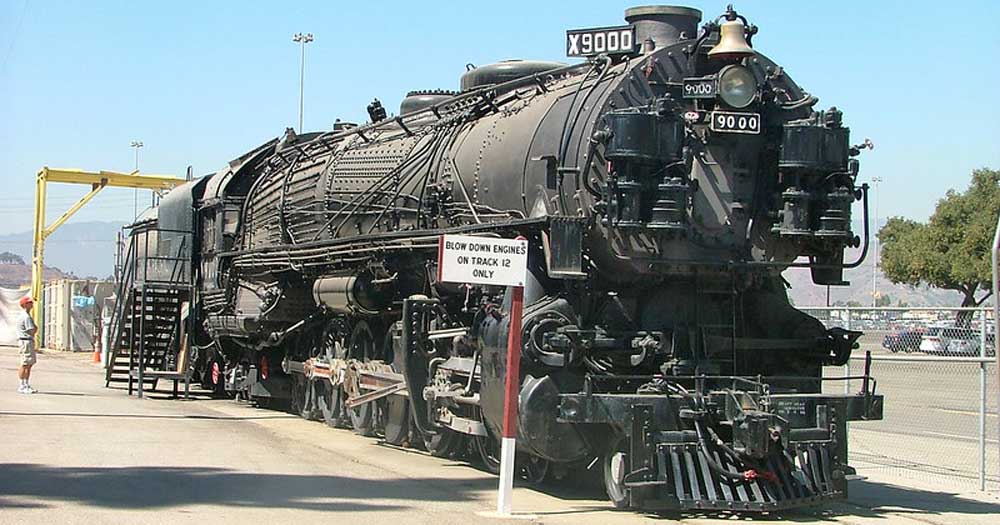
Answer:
[{"left": 708, "top": 19, "right": 755, "bottom": 59}]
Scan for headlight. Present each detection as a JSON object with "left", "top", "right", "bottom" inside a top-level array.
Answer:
[{"left": 718, "top": 65, "right": 757, "bottom": 109}]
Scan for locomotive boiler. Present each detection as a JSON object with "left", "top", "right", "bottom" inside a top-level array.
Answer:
[{"left": 120, "top": 4, "right": 883, "bottom": 512}]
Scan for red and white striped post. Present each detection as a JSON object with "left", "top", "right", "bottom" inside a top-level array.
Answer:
[
  {"left": 497, "top": 279, "right": 524, "bottom": 515},
  {"left": 437, "top": 233, "right": 529, "bottom": 517}
]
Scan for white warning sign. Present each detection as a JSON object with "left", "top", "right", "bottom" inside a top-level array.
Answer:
[{"left": 438, "top": 234, "right": 528, "bottom": 287}]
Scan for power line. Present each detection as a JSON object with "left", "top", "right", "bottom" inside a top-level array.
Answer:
[{"left": 1, "top": 0, "right": 29, "bottom": 73}]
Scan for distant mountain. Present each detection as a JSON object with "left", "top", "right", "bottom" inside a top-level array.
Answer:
[
  {"left": 782, "top": 246, "right": 964, "bottom": 308},
  {"left": 0, "top": 221, "right": 124, "bottom": 279},
  {"left": 0, "top": 261, "right": 70, "bottom": 288}
]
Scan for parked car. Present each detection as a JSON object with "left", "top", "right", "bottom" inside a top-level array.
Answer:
[
  {"left": 882, "top": 328, "right": 925, "bottom": 353},
  {"left": 919, "top": 326, "right": 993, "bottom": 356},
  {"left": 944, "top": 332, "right": 996, "bottom": 356}
]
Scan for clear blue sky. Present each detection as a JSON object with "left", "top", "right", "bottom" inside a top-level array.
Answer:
[{"left": 1, "top": 0, "right": 998, "bottom": 235}]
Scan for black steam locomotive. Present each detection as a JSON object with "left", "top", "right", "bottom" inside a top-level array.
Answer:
[{"left": 118, "top": 5, "right": 882, "bottom": 512}]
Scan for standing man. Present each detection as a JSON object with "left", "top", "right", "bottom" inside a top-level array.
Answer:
[{"left": 16, "top": 296, "right": 38, "bottom": 394}]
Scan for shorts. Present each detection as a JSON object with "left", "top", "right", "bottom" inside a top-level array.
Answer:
[{"left": 18, "top": 340, "right": 36, "bottom": 366}]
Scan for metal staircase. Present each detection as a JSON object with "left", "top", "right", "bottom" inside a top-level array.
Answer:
[{"left": 104, "top": 225, "right": 193, "bottom": 397}]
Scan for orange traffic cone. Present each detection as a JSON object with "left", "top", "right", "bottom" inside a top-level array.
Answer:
[{"left": 93, "top": 347, "right": 101, "bottom": 364}]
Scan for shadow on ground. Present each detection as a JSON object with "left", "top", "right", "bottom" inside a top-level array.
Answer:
[
  {"left": 0, "top": 463, "right": 494, "bottom": 512},
  {"left": 840, "top": 479, "right": 1000, "bottom": 515},
  {"left": 627, "top": 479, "right": 1000, "bottom": 522},
  {"left": 0, "top": 410, "right": 293, "bottom": 421}
]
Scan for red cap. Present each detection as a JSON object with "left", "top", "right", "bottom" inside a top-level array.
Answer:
[{"left": 19, "top": 296, "right": 34, "bottom": 308}]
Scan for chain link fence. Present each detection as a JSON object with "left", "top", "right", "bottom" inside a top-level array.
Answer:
[{"left": 804, "top": 307, "right": 999, "bottom": 492}]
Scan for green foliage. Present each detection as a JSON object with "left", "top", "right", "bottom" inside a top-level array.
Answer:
[
  {"left": 833, "top": 300, "right": 863, "bottom": 307},
  {"left": 879, "top": 168, "right": 1000, "bottom": 307},
  {"left": 874, "top": 294, "right": 892, "bottom": 307}
]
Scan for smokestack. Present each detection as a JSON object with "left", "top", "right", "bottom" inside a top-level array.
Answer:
[{"left": 625, "top": 5, "right": 702, "bottom": 51}]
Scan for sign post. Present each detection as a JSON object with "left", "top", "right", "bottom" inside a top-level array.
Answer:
[{"left": 438, "top": 233, "right": 528, "bottom": 517}]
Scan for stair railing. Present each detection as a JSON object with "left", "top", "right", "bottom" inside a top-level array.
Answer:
[{"left": 105, "top": 234, "right": 137, "bottom": 385}]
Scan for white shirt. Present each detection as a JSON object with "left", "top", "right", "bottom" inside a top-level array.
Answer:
[{"left": 16, "top": 310, "right": 36, "bottom": 340}]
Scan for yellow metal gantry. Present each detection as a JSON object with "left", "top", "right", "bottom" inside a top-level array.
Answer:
[{"left": 31, "top": 167, "right": 186, "bottom": 345}]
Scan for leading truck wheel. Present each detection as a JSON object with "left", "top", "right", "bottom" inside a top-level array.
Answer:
[
  {"left": 603, "top": 437, "right": 651, "bottom": 509},
  {"left": 604, "top": 449, "right": 630, "bottom": 509},
  {"left": 519, "top": 455, "right": 549, "bottom": 487}
]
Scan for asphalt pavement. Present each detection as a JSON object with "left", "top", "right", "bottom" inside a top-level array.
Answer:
[
  {"left": 1, "top": 346, "right": 998, "bottom": 525},
  {"left": 824, "top": 353, "right": 999, "bottom": 489}
]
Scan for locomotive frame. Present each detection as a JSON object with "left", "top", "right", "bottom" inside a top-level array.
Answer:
[{"left": 110, "top": 4, "right": 884, "bottom": 513}]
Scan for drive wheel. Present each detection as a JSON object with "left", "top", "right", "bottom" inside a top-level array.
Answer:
[
  {"left": 381, "top": 326, "right": 409, "bottom": 445},
  {"left": 290, "top": 374, "right": 315, "bottom": 419},
  {"left": 316, "top": 381, "right": 345, "bottom": 428},
  {"left": 318, "top": 321, "right": 348, "bottom": 428},
  {"left": 347, "top": 321, "right": 377, "bottom": 436},
  {"left": 422, "top": 428, "right": 464, "bottom": 458},
  {"left": 383, "top": 396, "right": 410, "bottom": 446}
]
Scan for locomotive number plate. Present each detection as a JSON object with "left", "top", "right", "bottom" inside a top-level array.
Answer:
[
  {"left": 709, "top": 111, "right": 761, "bottom": 134},
  {"left": 682, "top": 76, "right": 717, "bottom": 99},
  {"left": 566, "top": 25, "right": 636, "bottom": 57}
]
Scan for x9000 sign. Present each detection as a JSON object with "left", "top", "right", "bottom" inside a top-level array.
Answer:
[{"left": 566, "top": 26, "right": 636, "bottom": 57}]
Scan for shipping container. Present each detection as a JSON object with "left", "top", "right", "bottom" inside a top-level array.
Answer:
[{"left": 42, "top": 279, "right": 115, "bottom": 351}]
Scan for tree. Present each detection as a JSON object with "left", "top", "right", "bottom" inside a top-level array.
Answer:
[
  {"left": 874, "top": 294, "right": 892, "bottom": 307},
  {"left": 0, "top": 251, "right": 25, "bottom": 264},
  {"left": 879, "top": 168, "right": 1000, "bottom": 309}
]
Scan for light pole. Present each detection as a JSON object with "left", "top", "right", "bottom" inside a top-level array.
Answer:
[
  {"left": 293, "top": 32, "right": 314, "bottom": 133},
  {"left": 871, "top": 175, "right": 883, "bottom": 307},
  {"left": 130, "top": 140, "right": 144, "bottom": 219}
]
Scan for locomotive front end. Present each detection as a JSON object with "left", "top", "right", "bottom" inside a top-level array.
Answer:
[{"left": 517, "top": 5, "right": 885, "bottom": 510}]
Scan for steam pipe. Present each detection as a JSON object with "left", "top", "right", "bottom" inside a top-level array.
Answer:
[{"left": 311, "top": 60, "right": 596, "bottom": 149}]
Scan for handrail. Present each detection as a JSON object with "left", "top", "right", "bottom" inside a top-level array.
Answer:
[
  {"left": 167, "top": 235, "right": 189, "bottom": 284},
  {"left": 105, "top": 226, "right": 194, "bottom": 385},
  {"left": 105, "top": 234, "right": 136, "bottom": 383}
]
